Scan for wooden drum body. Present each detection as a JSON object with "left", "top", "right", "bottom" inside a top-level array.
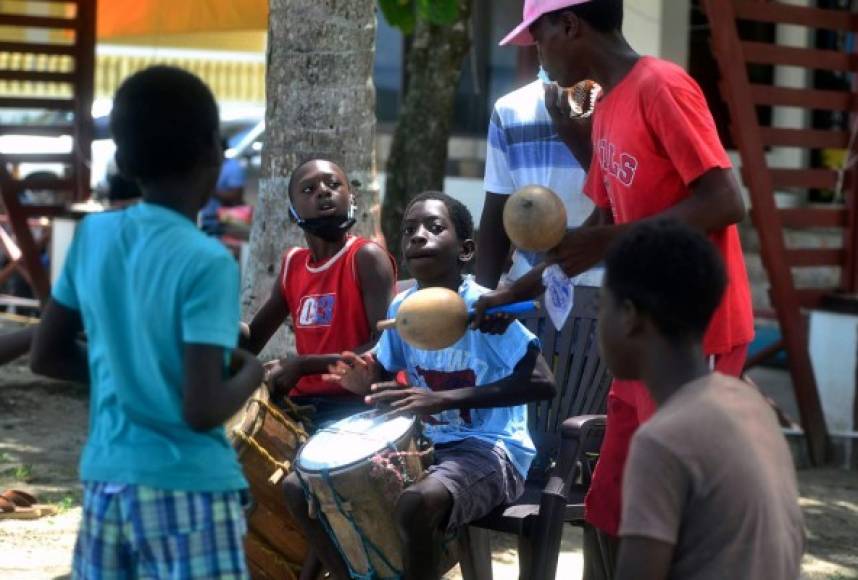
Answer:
[
  {"left": 227, "top": 387, "right": 310, "bottom": 580},
  {"left": 296, "top": 411, "right": 428, "bottom": 579}
]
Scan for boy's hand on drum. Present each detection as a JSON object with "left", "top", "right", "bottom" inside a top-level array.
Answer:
[
  {"left": 264, "top": 357, "right": 302, "bottom": 397},
  {"left": 323, "top": 351, "right": 375, "bottom": 395},
  {"left": 365, "top": 382, "right": 448, "bottom": 418}
]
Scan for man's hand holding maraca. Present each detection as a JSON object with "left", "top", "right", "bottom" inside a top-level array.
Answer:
[{"left": 545, "top": 223, "right": 619, "bottom": 278}]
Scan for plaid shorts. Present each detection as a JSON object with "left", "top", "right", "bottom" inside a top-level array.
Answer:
[{"left": 73, "top": 482, "right": 249, "bottom": 580}]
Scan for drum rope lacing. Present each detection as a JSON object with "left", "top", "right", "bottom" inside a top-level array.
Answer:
[
  {"left": 298, "top": 421, "right": 425, "bottom": 580},
  {"left": 231, "top": 397, "right": 309, "bottom": 482},
  {"left": 258, "top": 396, "right": 310, "bottom": 441},
  {"left": 370, "top": 448, "right": 433, "bottom": 489},
  {"left": 231, "top": 430, "right": 294, "bottom": 481},
  {"left": 296, "top": 468, "right": 404, "bottom": 580}
]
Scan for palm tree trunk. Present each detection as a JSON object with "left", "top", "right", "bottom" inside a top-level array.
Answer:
[
  {"left": 381, "top": 0, "right": 472, "bottom": 265},
  {"left": 243, "top": 0, "right": 380, "bottom": 358}
]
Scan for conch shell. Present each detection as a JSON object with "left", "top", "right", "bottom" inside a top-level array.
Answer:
[{"left": 557, "top": 79, "right": 601, "bottom": 119}]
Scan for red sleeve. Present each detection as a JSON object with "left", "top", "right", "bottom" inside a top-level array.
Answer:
[
  {"left": 646, "top": 82, "right": 731, "bottom": 186},
  {"left": 279, "top": 247, "right": 301, "bottom": 306},
  {"left": 583, "top": 156, "right": 610, "bottom": 208}
]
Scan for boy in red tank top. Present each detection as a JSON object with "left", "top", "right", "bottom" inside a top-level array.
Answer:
[
  {"left": 243, "top": 159, "right": 396, "bottom": 425},
  {"left": 478, "top": 0, "right": 755, "bottom": 563}
]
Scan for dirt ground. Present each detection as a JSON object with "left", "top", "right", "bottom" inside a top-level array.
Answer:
[{"left": 1, "top": 320, "right": 856, "bottom": 580}]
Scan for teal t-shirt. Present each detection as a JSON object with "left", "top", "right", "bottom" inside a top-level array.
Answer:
[{"left": 52, "top": 202, "right": 247, "bottom": 491}]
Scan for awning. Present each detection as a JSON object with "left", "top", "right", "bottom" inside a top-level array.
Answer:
[{"left": 97, "top": 0, "right": 268, "bottom": 39}]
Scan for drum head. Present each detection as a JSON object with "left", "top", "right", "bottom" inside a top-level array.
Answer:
[{"left": 298, "top": 411, "right": 415, "bottom": 472}]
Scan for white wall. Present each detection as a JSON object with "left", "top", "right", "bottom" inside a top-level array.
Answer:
[
  {"left": 623, "top": 0, "right": 664, "bottom": 59},
  {"left": 809, "top": 312, "right": 858, "bottom": 436}
]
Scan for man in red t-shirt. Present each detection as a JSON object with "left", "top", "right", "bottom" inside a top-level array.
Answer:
[{"left": 476, "top": 0, "right": 754, "bottom": 563}]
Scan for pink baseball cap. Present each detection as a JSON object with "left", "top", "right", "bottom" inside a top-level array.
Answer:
[{"left": 499, "top": 0, "right": 592, "bottom": 46}]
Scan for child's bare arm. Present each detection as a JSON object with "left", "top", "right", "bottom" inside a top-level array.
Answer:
[
  {"left": 614, "top": 537, "right": 673, "bottom": 580},
  {"left": 241, "top": 265, "right": 290, "bottom": 355},
  {"left": 183, "top": 344, "right": 264, "bottom": 432},
  {"left": 0, "top": 325, "right": 35, "bottom": 366},
  {"left": 365, "top": 346, "right": 555, "bottom": 416},
  {"left": 355, "top": 242, "right": 396, "bottom": 348},
  {"left": 30, "top": 300, "right": 89, "bottom": 383}
]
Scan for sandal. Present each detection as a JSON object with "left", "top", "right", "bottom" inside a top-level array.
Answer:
[
  {"left": 1, "top": 489, "right": 37, "bottom": 507},
  {"left": 0, "top": 489, "right": 58, "bottom": 520}
]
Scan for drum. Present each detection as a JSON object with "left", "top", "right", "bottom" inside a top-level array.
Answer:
[
  {"left": 227, "top": 386, "right": 311, "bottom": 580},
  {"left": 296, "top": 411, "right": 430, "bottom": 579}
]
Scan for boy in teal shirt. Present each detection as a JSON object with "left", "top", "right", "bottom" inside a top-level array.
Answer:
[{"left": 31, "top": 66, "right": 263, "bottom": 579}]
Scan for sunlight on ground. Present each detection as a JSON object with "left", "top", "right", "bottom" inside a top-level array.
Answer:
[{"left": 444, "top": 528, "right": 585, "bottom": 579}]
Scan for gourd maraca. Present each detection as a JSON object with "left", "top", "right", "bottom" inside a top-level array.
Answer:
[
  {"left": 377, "top": 287, "right": 538, "bottom": 350},
  {"left": 503, "top": 185, "right": 567, "bottom": 252}
]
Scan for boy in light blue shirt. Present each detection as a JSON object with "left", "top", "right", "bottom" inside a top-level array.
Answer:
[
  {"left": 372, "top": 279, "right": 538, "bottom": 478},
  {"left": 31, "top": 66, "right": 263, "bottom": 579},
  {"left": 286, "top": 191, "right": 556, "bottom": 580}
]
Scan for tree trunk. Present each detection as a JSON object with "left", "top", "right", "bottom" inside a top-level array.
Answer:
[
  {"left": 243, "top": 0, "right": 380, "bottom": 359},
  {"left": 381, "top": 0, "right": 473, "bottom": 265}
]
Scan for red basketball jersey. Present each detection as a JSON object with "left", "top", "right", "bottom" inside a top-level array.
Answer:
[{"left": 280, "top": 236, "right": 394, "bottom": 397}]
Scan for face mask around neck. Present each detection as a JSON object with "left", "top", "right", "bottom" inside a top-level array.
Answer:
[{"left": 289, "top": 204, "right": 356, "bottom": 242}]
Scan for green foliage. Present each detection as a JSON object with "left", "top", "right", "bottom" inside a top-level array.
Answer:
[
  {"left": 417, "top": 0, "right": 460, "bottom": 26},
  {"left": 14, "top": 464, "right": 33, "bottom": 482},
  {"left": 2, "top": 464, "right": 35, "bottom": 482},
  {"left": 378, "top": 0, "right": 460, "bottom": 34},
  {"left": 56, "top": 494, "right": 77, "bottom": 512},
  {"left": 378, "top": 0, "right": 416, "bottom": 34}
]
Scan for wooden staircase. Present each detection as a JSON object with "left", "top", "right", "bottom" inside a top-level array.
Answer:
[
  {"left": 0, "top": 0, "right": 95, "bottom": 304},
  {"left": 700, "top": 0, "right": 857, "bottom": 464}
]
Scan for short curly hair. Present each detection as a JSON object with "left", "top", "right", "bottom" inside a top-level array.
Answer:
[
  {"left": 110, "top": 66, "right": 220, "bottom": 183},
  {"left": 605, "top": 218, "right": 727, "bottom": 341},
  {"left": 405, "top": 191, "right": 474, "bottom": 242}
]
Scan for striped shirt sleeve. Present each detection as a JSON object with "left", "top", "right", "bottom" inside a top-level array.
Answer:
[{"left": 484, "top": 108, "right": 516, "bottom": 195}]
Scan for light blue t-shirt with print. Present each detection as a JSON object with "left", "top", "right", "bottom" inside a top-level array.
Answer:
[
  {"left": 52, "top": 201, "right": 247, "bottom": 492},
  {"left": 374, "top": 277, "right": 538, "bottom": 477}
]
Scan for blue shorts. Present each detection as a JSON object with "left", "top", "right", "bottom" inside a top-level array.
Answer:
[
  {"left": 73, "top": 482, "right": 249, "bottom": 580},
  {"left": 422, "top": 438, "right": 525, "bottom": 532}
]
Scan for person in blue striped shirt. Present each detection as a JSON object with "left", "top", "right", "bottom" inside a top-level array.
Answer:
[{"left": 476, "top": 71, "right": 602, "bottom": 288}]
